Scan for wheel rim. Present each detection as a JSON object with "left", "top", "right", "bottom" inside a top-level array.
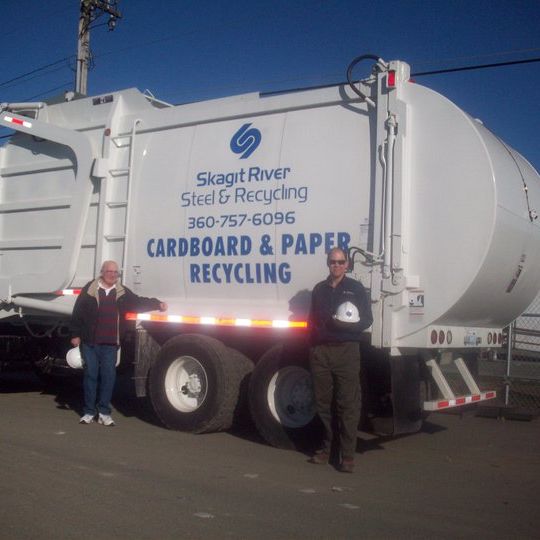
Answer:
[
  {"left": 164, "top": 355, "right": 208, "bottom": 412},
  {"left": 267, "top": 366, "right": 315, "bottom": 428}
]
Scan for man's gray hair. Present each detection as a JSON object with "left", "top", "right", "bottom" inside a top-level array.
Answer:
[{"left": 100, "top": 260, "right": 119, "bottom": 273}]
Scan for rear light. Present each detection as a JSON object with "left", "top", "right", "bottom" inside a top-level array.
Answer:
[
  {"left": 431, "top": 330, "right": 438, "bottom": 345},
  {"left": 387, "top": 70, "right": 396, "bottom": 87}
]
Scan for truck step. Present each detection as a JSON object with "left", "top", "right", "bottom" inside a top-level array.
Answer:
[
  {"left": 424, "top": 357, "right": 496, "bottom": 411},
  {"left": 424, "top": 391, "right": 496, "bottom": 411}
]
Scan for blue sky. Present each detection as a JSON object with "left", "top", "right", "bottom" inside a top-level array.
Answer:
[{"left": 1, "top": 0, "right": 539, "bottom": 170}]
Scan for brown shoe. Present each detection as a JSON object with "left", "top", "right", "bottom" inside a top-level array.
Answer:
[
  {"left": 309, "top": 451, "right": 330, "bottom": 465},
  {"left": 339, "top": 458, "right": 355, "bottom": 473}
]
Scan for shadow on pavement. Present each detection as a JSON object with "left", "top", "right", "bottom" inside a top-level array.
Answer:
[{"left": 1, "top": 369, "right": 449, "bottom": 452}]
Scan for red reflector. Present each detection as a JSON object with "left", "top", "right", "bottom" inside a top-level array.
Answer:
[
  {"left": 388, "top": 70, "right": 396, "bottom": 87},
  {"left": 472, "top": 395, "right": 481, "bottom": 401},
  {"left": 438, "top": 401, "right": 450, "bottom": 409},
  {"left": 456, "top": 397, "right": 466, "bottom": 405},
  {"left": 486, "top": 391, "right": 496, "bottom": 399}
]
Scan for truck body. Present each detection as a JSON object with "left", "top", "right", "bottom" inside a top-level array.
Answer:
[{"left": 1, "top": 57, "right": 539, "bottom": 447}]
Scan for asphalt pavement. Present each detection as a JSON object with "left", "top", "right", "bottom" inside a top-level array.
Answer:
[{"left": 1, "top": 371, "right": 539, "bottom": 540}]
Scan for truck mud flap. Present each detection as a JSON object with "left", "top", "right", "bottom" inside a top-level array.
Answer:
[{"left": 389, "top": 355, "right": 424, "bottom": 435}]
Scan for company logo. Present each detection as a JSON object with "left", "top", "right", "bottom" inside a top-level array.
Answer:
[{"left": 230, "top": 123, "right": 261, "bottom": 159}]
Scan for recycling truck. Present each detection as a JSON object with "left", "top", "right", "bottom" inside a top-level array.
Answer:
[{"left": 1, "top": 55, "right": 539, "bottom": 448}]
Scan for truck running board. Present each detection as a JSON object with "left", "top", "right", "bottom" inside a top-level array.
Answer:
[{"left": 423, "top": 357, "right": 497, "bottom": 411}]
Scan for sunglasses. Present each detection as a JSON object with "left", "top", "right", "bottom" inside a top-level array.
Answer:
[{"left": 329, "top": 259, "right": 347, "bottom": 265}]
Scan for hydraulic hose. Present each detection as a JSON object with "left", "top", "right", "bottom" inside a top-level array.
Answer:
[{"left": 346, "top": 54, "right": 386, "bottom": 106}]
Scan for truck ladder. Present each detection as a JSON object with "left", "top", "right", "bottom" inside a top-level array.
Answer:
[
  {"left": 95, "top": 132, "right": 134, "bottom": 270},
  {"left": 423, "top": 357, "right": 496, "bottom": 411}
]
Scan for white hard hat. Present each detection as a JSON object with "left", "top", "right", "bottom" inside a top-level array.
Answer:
[
  {"left": 66, "top": 346, "right": 83, "bottom": 369},
  {"left": 333, "top": 301, "right": 360, "bottom": 323}
]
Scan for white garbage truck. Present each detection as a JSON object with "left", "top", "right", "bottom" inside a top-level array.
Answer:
[{"left": 1, "top": 55, "right": 539, "bottom": 448}]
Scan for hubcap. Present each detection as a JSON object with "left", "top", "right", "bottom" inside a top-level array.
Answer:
[
  {"left": 267, "top": 366, "right": 315, "bottom": 428},
  {"left": 164, "top": 356, "right": 208, "bottom": 412}
]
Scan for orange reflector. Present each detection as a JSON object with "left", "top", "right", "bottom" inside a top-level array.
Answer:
[{"left": 124, "top": 312, "right": 307, "bottom": 329}]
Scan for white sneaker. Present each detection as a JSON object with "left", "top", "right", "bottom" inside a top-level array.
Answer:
[
  {"left": 79, "top": 414, "right": 94, "bottom": 424},
  {"left": 98, "top": 413, "right": 115, "bottom": 426}
]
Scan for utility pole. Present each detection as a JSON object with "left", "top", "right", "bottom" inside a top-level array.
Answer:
[{"left": 75, "top": 0, "right": 122, "bottom": 95}]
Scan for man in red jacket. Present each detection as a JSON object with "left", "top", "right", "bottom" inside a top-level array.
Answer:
[{"left": 71, "top": 260, "right": 167, "bottom": 426}]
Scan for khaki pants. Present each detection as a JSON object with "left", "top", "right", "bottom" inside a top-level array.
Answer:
[{"left": 309, "top": 342, "right": 361, "bottom": 459}]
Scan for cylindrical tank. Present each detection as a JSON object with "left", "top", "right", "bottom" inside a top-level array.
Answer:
[{"left": 393, "top": 80, "right": 540, "bottom": 343}]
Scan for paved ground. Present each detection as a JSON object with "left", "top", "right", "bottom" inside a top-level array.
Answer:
[{"left": 1, "top": 371, "right": 539, "bottom": 540}]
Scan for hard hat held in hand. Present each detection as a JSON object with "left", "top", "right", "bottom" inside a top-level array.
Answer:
[
  {"left": 333, "top": 301, "right": 360, "bottom": 323},
  {"left": 66, "top": 346, "right": 84, "bottom": 369}
]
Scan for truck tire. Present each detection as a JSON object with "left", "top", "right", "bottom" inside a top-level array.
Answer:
[
  {"left": 148, "top": 334, "right": 252, "bottom": 433},
  {"left": 248, "top": 343, "right": 323, "bottom": 450}
]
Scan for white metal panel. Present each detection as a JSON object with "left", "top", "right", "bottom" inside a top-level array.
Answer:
[{"left": 126, "top": 99, "right": 372, "bottom": 319}]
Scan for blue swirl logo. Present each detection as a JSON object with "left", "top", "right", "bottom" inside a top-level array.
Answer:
[{"left": 230, "top": 123, "right": 261, "bottom": 159}]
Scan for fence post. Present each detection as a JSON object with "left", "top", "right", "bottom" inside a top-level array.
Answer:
[{"left": 505, "top": 322, "right": 514, "bottom": 407}]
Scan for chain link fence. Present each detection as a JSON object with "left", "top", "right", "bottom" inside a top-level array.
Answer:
[{"left": 476, "top": 293, "right": 540, "bottom": 414}]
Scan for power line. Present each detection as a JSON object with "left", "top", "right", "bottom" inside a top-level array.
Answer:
[
  {"left": 1, "top": 64, "right": 74, "bottom": 92},
  {"left": 23, "top": 81, "right": 74, "bottom": 101},
  {"left": 0, "top": 57, "right": 73, "bottom": 89},
  {"left": 412, "top": 57, "right": 540, "bottom": 77},
  {"left": 414, "top": 47, "right": 540, "bottom": 68}
]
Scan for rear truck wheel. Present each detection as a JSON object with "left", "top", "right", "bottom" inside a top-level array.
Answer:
[
  {"left": 148, "top": 334, "right": 252, "bottom": 433},
  {"left": 248, "top": 343, "right": 323, "bottom": 450}
]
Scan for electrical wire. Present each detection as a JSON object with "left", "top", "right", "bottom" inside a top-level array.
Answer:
[
  {"left": 1, "top": 64, "right": 73, "bottom": 92},
  {"left": 23, "top": 81, "right": 74, "bottom": 101},
  {"left": 0, "top": 57, "right": 73, "bottom": 89},
  {"left": 414, "top": 47, "right": 540, "bottom": 67},
  {"left": 412, "top": 57, "right": 540, "bottom": 77}
]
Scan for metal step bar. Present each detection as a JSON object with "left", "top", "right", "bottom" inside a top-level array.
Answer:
[{"left": 424, "top": 357, "right": 497, "bottom": 411}]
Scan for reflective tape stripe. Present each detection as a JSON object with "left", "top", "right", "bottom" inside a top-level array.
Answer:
[
  {"left": 56, "top": 290, "right": 308, "bottom": 329},
  {"left": 55, "top": 289, "right": 81, "bottom": 295},
  {"left": 124, "top": 312, "right": 307, "bottom": 329},
  {"left": 423, "top": 391, "right": 497, "bottom": 411},
  {"left": 4, "top": 115, "right": 32, "bottom": 128}
]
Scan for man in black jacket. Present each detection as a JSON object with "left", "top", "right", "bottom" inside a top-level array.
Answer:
[
  {"left": 308, "top": 247, "right": 373, "bottom": 472},
  {"left": 71, "top": 260, "right": 167, "bottom": 426}
]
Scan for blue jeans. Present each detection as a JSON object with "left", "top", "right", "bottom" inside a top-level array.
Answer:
[{"left": 81, "top": 343, "right": 117, "bottom": 416}]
